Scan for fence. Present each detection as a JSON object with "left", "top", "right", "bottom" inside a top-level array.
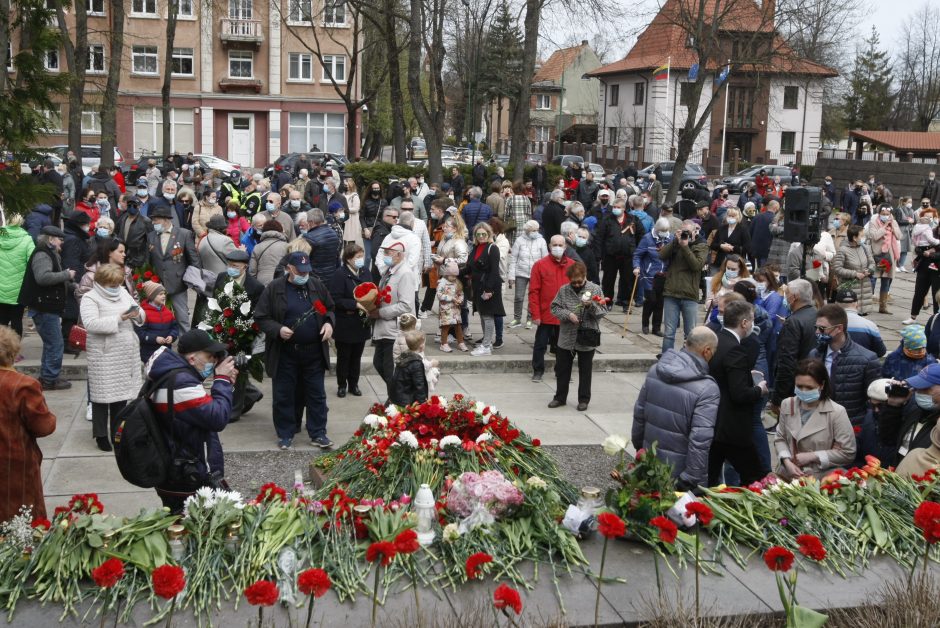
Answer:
[{"left": 815, "top": 148, "right": 940, "bottom": 165}]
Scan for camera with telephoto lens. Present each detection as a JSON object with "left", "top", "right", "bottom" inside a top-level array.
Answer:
[
  {"left": 680, "top": 230, "right": 691, "bottom": 240},
  {"left": 233, "top": 352, "right": 251, "bottom": 369},
  {"left": 886, "top": 382, "right": 910, "bottom": 397}
]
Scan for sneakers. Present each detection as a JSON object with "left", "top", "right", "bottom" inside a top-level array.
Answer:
[
  {"left": 41, "top": 378, "right": 72, "bottom": 391},
  {"left": 440, "top": 344, "right": 452, "bottom": 353},
  {"left": 86, "top": 404, "right": 93, "bottom": 421},
  {"left": 278, "top": 438, "right": 293, "bottom": 450},
  {"left": 470, "top": 345, "right": 492, "bottom": 356},
  {"left": 417, "top": 310, "right": 429, "bottom": 319},
  {"left": 902, "top": 317, "right": 917, "bottom": 325},
  {"left": 525, "top": 321, "right": 532, "bottom": 329},
  {"left": 508, "top": 319, "right": 522, "bottom": 328},
  {"left": 531, "top": 372, "right": 543, "bottom": 382},
  {"left": 457, "top": 343, "right": 469, "bottom": 352},
  {"left": 492, "top": 340, "right": 504, "bottom": 349},
  {"left": 312, "top": 435, "right": 333, "bottom": 449}
]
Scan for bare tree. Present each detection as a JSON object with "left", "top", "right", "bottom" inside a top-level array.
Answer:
[
  {"left": 407, "top": 0, "right": 446, "bottom": 181},
  {"left": 160, "top": 0, "right": 180, "bottom": 156},
  {"left": 98, "top": 0, "right": 125, "bottom": 168},
  {"left": 381, "top": 0, "right": 408, "bottom": 162},
  {"left": 894, "top": 2, "right": 940, "bottom": 131},
  {"left": 53, "top": 0, "right": 90, "bottom": 158}
]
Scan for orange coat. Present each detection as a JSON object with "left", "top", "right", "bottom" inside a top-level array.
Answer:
[{"left": 0, "top": 369, "right": 56, "bottom": 521}]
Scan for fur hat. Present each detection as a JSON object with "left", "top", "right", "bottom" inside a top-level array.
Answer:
[{"left": 142, "top": 280, "right": 165, "bottom": 301}]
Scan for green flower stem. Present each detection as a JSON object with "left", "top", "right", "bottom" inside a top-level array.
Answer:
[
  {"left": 164, "top": 597, "right": 176, "bottom": 628},
  {"left": 594, "top": 537, "right": 608, "bottom": 628},
  {"left": 371, "top": 564, "right": 381, "bottom": 628},
  {"left": 411, "top": 561, "right": 421, "bottom": 628},
  {"left": 304, "top": 595, "right": 314, "bottom": 628},
  {"left": 694, "top": 533, "right": 701, "bottom": 627}
]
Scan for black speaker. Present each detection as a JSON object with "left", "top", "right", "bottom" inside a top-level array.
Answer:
[{"left": 783, "top": 186, "right": 822, "bottom": 243}]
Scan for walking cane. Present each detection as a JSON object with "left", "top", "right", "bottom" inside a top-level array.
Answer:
[{"left": 620, "top": 275, "right": 640, "bottom": 338}]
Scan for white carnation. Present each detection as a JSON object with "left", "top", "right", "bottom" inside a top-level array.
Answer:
[
  {"left": 398, "top": 430, "right": 419, "bottom": 449},
  {"left": 474, "top": 401, "right": 485, "bottom": 414},
  {"left": 526, "top": 476, "right": 548, "bottom": 490},
  {"left": 475, "top": 433, "right": 492, "bottom": 444},
  {"left": 386, "top": 405, "right": 400, "bottom": 417},
  {"left": 363, "top": 414, "right": 381, "bottom": 427},
  {"left": 443, "top": 523, "right": 461, "bottom": 542},
  {"left": 439, "top": 435, "right": 462, "bottom": 449}
]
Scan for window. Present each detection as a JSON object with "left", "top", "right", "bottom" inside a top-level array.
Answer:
[
  {"left": 287, "top": 0, "right": 311, "bottom": 22},
  {"left": 607, "top": 126, "right": 617, "bottom": 145},
  {"left": 288, "top": 112, "right": 345, "bottom": 153},
  {"left": 86, "top": 0, "right": 105, "bottom": 14},
  {"left": 133, "top": 107, "right": 194, "bottom": 154},
  {"left": 727, "top": 86, "right": 756, "bottom": 128},
  {"left": 608, "top": 84, "right": 619, "bottom": 107},
  {"left": 633, "top": 82, "right": 644, "bottom": 106},
  {"left": 6, "top": 42, "right": 12, "bottom": 71},
  {"left": 177, "top": 0, "right": 193, "bottom": 17},
  {"left": 780, "top": 131, "right": 796, "bottom": 153},
  {"left": 171, "top": 47, "right": 193, "bottom": 76},
  {"left": 81, "top": 110, "right": 101, "bottom": 134},
  {"left": 783, "top": 85, "right": 799, "bottom": 110},
  {"left": 632, "top": 126, "right": 643, "bottom": 147},
  {"left": 534, "top": 94, "right": 551, "bottom": 110},
  {"left": 44, "top": 49, "right": 59, "bottom": 71},
  {"left": 88, "top": 44, "right": 105, "bottom": 73},
  {"left": 229, "top": 50, "right": 253, "bottom": 78},
  {"left": 321, "top": 54, "right": 345, "bottom": 82},
  {"left": 40, "top": 107, "right": 63, "bottom": 132},
  {"left": 679, "top": 82, "right": 696, "bottom": 108},
  {"left": 288, "top": 52, "right": 313, "bottom": 81},
  {"left": 230, "top": 0, "right": 251, "bottom": 20},
  {"left": 323, "top": 0, "right": 345, "bottom": 25},
  {"left": 533, "top": 126, "right": 550, "bottom": 142},
  {"left": 132, "top": 46, "right": 158, "bottom": 74},
  {"left": 131, "top": 0, "right": 156, "bottom": 14}
]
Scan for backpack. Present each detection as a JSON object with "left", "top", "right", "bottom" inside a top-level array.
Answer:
[{"left": 113, "top": 367, "right": 190, "bottom": 489}]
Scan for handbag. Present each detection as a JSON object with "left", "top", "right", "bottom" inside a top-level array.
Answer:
[
  {"left": 67, "top": 324, "right": 87, "bottom": 352},
  {"left": 576, "top": 324, "right": 601, "bottom": 348}
]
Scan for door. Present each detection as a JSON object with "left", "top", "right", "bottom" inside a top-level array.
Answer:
[{"left": 229, "top": 114, "right": 253, "bottom": 168}]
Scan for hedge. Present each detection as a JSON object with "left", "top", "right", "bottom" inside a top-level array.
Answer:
[{"left": 345, "top": 161, "right": 565, "bottom": 191}]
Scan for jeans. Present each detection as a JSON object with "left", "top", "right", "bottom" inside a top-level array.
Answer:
[
  {"left": 661, "top": 297, "right": 698, "bottom": 352},
  {"left": 0, "top": 303, "right": 25, "bottom": 336},
  {"left": 495, "top": 316, "right": 503, "bottom": 343},
  {"left": 480, "top": 314, "right": 496, "bottom": 348},
  {"left": 272, "top": 345, "right": 328, "bottom": 440},
  {"left": 335, "top": 340, "right": 365, "bottom": 388},
  {"left": 30, "top": 310, "right": 64, "bottom": 382},
  {"left": 531, "top": 323, "right": 559, "bottom": 375},
  {"left": 512, "top": 277, "right": 531, "bottom": 322},
  {"left": 373, "top": 339, "right": 396, "bottom": 401},
  {"left": 92, "top": 400, "right": 127, "bottom": 441},
  {"left": 554, "top": 347, "right": 594, "bottom": 403}
]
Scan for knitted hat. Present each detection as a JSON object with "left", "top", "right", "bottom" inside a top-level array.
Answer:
[
  {"left": 901, "top": 325, "right": 927, "bottom": 351},
  {"left": 143, "top": 280, "right": 165, "bottom": 301},
  {"left": 442, "top": 260, "right": 459, "bottom": 277}
]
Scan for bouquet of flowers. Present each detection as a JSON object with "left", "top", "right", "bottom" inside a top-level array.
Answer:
[
  {"left": 353, "top": 282, "right": 391, "bottom": 315},
  {"left": 877, "top": 256, "right": 892, "bottom": 273},
  {"left": 446, "top": 470, "right": 524, "bottom": 531},
  {"left": 131, "top": 264, "right": 172, "bottom": 310},
  {"left": 197, "top": 280, "right": 264, "bottom": 381}
]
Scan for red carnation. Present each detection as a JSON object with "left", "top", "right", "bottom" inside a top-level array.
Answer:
[
  {"left": 132, "top": 273, "right": 140, "bottom": 281},
  {"left": 353, "top": 282, "right": 377, "bottom": 298},
  {"left": 144, "top": 270, "right": 153, "bottom": 278},
  {"left": 493, "top": 583, "right": 523, "bottom": 615},
  {"left": 256, "top": 482, "right": 288, "bottom": 503},
  {"left": 213, "top": 324, "right": 223, "bottom": 333},
  {"left": 365, "top": 541, "right": 397, "bottom": 566},
  {"left": 685, "top": 501, "right": 714, "bottom": 526},
  {"left": 465, "top": 552, "right": 493, "bottom": 579},
  {"left": 313, "top": 299, "right": 327, "bottom": 315},
  {"left": 152, "top": 275, "right": 160, "bottom": 282},
  {"left": 227, "top": 326, "right": 237, "bottom": 336},
  {"left": 223, "top": 308, "right": 234, "bottom": 318},
  {"left": 91, "top": 558, "right": 125, "bottom": 588},
  {"left": 649, "top": 516, "right": 678, "bottom": 544},
  {"left": 914, "top": 501, "right": 940, "bottom": 543},
  {"left": 763, "top": 546, "right": 795, "bottom": 572},
  {"left": 136, "top": 282, "right": 144, "bottom": 291},
  {"left": 151, "top": 564, "right": 186, "bottom": 599},
  {"left": 244, "top": 580, "right": 279, "bottom": 606},
  {"left": 252, "top": 322, "right": 260, "bottom": 331},
  {"left": 812, "top": 260, "right": 822, "bottom": 268},
  {"left": 297, "top": 568, "right": 331, "bottom": 598},
  {"left": 531, "top": 438, "right": 541, "bottom": 447},
  {"left": 30, "top": 517, "right": 51, "bottom": 531},
  {"left": 394, "top": 529, "right": 419, "bottom": 554},
  {"left": 597, "top": 512, "right": 626, "bottom": 539},
  {"left": 796, "top": 534, "right": 826, "bottom": 561}
]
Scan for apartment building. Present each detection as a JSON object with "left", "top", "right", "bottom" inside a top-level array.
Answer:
[{"left": 21, "top": 0, "right": 358, "bottom": 168}]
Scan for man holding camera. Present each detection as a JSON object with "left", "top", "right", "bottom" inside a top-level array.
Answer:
[
  {"left": 148, "top": 329, "right": 237, "bottom": 514},
  {"left": 879, "top": 363, "right": 940, "bottom": 469},
  {"left": 659, "top": 220, "right": 708, "bottom": 353}
]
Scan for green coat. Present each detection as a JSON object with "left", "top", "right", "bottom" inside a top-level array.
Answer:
[
  {"left": 659, "top": 237, "right": 708, "bottom": 301},
  {"left": 0, "top": 225, "right": 35, "bottom": 305}
]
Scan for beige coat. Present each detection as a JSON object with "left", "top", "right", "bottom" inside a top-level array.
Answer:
[
  {"left": 191, "top": 201, "right": 223, "bottom": 238},
  {"left": 832, "top": 242, "right": 874, "bottom": 311},
  {"left": 774, "top": 397, "right": 856, "bottom": 480},
  {"left": 896, "top": 423, "right": 940, "bottom": 478},
  {"left": 866, "top": 218, "right": 902, "bottom": 280}
]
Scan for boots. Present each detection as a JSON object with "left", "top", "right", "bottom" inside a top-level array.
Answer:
[{"left": 879, "top": 292, "right": 891, "bottom": 314}]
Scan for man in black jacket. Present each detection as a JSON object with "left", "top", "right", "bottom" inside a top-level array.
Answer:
[
  {"left": 471, "top": 158, "right": 486, "bottom": 188},
  {"left": 532, "top": 160, "right": 548, "bottom": 196},
  {"left": 541, "top": 189, "right": 567, "bottom": 240},
  {"left": 450, "top": 167, "right": 465, "bottom": 202},
  {"left": 880, "top": 364, "right": 940, "bottom": 468},
  {"left": 707, "top": 300, "right": 769, "bottom": 485},
  {"left": 254, "top": 252, "right": 335, "bottom": 450},
  {"left": 769, "top": 279, "right": 817, "bottom": 414},
  {"left": 115, "top": 196, "right": 153, "bottom": 268}
]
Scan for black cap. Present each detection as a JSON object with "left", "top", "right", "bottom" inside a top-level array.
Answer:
[
  {"left": 226, "top": 249, "right": 249, "bottom": 263},
  {"left": 149, "top": 205, "right": 174, "bottom": 219},
  {"left": 206, "top": 214, "right": 227, "bottom": 232},
  {"left": 177, "top": 329, "right": 227, "bottom": 357},
  {"left": 286, "top": 251, "right": 312, "bottom": 272},
  {"left": 834, "top": 289, "right": 858, "bottom": 304},
  {"left": 40, "top": 225, "right": 66, "bottom": 238},
  {"left": 68, "top": 210, "right": 91, "bottom": 225}
]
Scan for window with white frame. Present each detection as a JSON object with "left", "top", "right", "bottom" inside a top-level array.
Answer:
[
  {"left": 288, "top": 112, "right": 345, "bottom": 153},
  {"left": 44, "top": 49, "right": 59, "bottom": 71},
  {"left": 288, "top": 52, "right": 313, "bottom": 81},
  {"left": 321, "top": 55, "right": 345, "bottom": 82},
  {"left": 132, "top": 46, "right": 158, "bottom": 74},
  {"left": 86, "top": 0, "right": 105, "bottom": 14},
  {"left": 177, "top": 0, "right": 193, "bottom": 17},
  {"left": 81, "top": 110, "right": 101, "bottom": 134},
  {"left": 171, "top": 48, "right": 194, "bottom": 76},
  {"left": 133, "top": 107, "right": 194, "bottom": 154},
  {"left": 534, "top": 94, "right": 550, "bottom": 110},
  {"left": 288, "top": 0, "right": 311, "bottom": 22},
  {"left": 229, "top": 50, "right": 253, "bottom": 78},
  {"left": 88, "top": 44, "right": 105, "bottom": 73},
  {"left": 533, "top": 126, "right": 550, "bottom": 142},
  {"left": 40, "top": 107, "right": 63, "bottom": 132},
  {"left": 323, "top": 0, "right": 345, "bottom": 25},
  {"left": 229, "top": 0, "right": 252, "bottom": 20},
  {"left": 131, "top": 0, "right": 156, "bottom": 14}
]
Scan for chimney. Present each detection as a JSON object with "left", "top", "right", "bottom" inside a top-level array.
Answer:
[{"left": 764, "top": 0, "right": 775, "bottom": 25}]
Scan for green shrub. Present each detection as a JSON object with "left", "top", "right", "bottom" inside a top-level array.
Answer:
[
  {"left": 344, "top": 162, "right": 423, "bottom": 189},
  {"left": 800, "top": 165, "right": 815, "bottom": 182}
]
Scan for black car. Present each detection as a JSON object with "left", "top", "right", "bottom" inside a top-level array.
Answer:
[
  {"left": 124, "top": 154, "right": 180, "bottom": 185},
  {"left": 263, "top": 152, "right": 349, "bottom": 180},
  {"left": 637, "top": 161, "right": 708, "bottom": 190},
  {"left": 718, "top": 165, "right": 793, "bottom": 193}
]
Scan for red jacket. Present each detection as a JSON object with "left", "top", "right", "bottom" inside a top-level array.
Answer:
[
  {"left": 73, "top": 201, "right": 100, "bottom": 230},
  {"left": 528, "top": 254, "right": 574, "bottom": 325},
  {"left": 754, "top": 174, "right": 771, "bottom": 197},
  {"left": 113, "top": 171, "right": 126, "bottom": 193}
]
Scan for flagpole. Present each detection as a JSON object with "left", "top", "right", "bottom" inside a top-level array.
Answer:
[
  {"left": 719, "top": 59, "right": 730, "bottom": 176},
  {"left": 665, "top": 57, "right": 671, "bottom": 152}
]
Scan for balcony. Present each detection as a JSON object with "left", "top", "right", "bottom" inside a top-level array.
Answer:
[
  {"left": 218, "top": 77, "right": 263, "bottom": 93},
  {"left": 219, "top": 18, "right": 263, "bottom": 46}
]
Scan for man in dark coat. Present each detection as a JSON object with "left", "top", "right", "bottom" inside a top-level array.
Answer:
[
  {"left": 254, "top": 252, "right": 336, "bottom": 450},
  {"left": 147, "top": 204, "right": 200, "bottom": 332},
  {"left": 471, "top": 158, "right": 487, "bottom": 188},
  {"left": 60, "top": 211, "right": 92, "bottom": 343},
  {"left": 116, "top": 197, "right": 153, "bottom": 268},
  {"left": 450, "top": 167, "right": 465, "bottom": 202},
  {"left": 303, "top": 208, "right": 341, "bottom": 283},
  {"left": 749, "top": 200, "right": 778, "bottom": 268},
  {"left": 36, "top": 159, "right": 64, "bottom": 223},
  {"left": 707, "top": 300, "right": 769, "bottom": 485},
  {"left": 531, "top": 160, "right": 549, "bottom": 196},
  {"left": 923, "top": 172, "right": 940, "bottom": 208},
  {"left": 769, "top": 278, "right": 818, "bottom": 413},
  {"left": 541, "top": 189, "right": 567, "bottom": 240}
]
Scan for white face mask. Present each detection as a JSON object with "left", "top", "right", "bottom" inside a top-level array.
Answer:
[{"left": 550, "top": 246, "right": 565, "bottom": 258}]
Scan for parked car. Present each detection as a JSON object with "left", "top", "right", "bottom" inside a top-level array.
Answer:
[
  {"left": 488, "top": 154, "right": 510, "bottom": 166},
  {"left": 718, "top": 164, "right": 793, "bottom": 193},
  {"left": 47, "top": 145, "right": 127, "bottom": 175},
  {"left": 126, "top": 153, "right": 241, "bottom": 185},
  {"left": 586, "top": 162, "right": 606, "bottom": 180},
  {"left": 525, "top": 153, "right": 546, "bottom": 166},
  {"left": 409, "top": 140, "right": 428, "bottom": 160},
  {"left": 551, "top": 154, "right": 585, "bottom": 168},
  {"left": 263, "top": 152, "right": 349, "bottom": 180},
  {"left": 636, "top": 161, "right": 708, "bottom": 190},
  {"left": 193, "top": 154, "right": 241, "bottom": 177}
]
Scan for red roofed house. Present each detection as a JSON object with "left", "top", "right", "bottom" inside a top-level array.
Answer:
[{"left": 587, "top": 0, "right": 837, "bottom": 168}]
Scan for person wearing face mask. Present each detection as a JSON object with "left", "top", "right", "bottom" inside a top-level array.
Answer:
[
  {"left": 541, "top": 189, "right": 567, "bottom": 241},
  {"left": 60, "top": 211, "right": 94, "bottom": 345},
  {"left": 528, "top": 235, "right": 575, "bottom": 382},
  {"left": 877, "top": 364, "right": 940, "bottom": 469},
  {"left": 221, "top": 201, "right": 249, "bottom": 246},
  {"left": 633, "top": 218, "right": 673, "bottom": 335},
  {"left": 882, "top": 325, "right": 935, "bottom": 382},
  {"left": 136, "top": 280, "right": 179, "bottom": 362},
  {"left": 327, "top": 244, "right": 371, "bottom": 397},
  {"left": 710, "top": 207, "right": 750, "bottom": 272},
  {"left": 93, "top": 191, "right": 112, "bottom": 222},
  {"left": 366, "top": 242, "right": 416, "bottom": 402},
  {"left": 767, "top": 279, "right": 817, "bottom": 417},
  {"left": 249, "top": 220, "right": 291, "bottom": 286},
  {"left": 705, "top": 255, "right": 749, "bottom": 326},
  {"left": 145, "top": 329, "right": 238, "bottom": 513},
  {"left": 597, "top": 199, "right": 645, "bottom": 308},
  {"left": 895, "top": 196, "right": 915, "bottom": 272},
  {"left": 263, "top": 193, "right": 296, "bottom": 238},
  {"left": 507, "top": 220, "right": 546, "bottom": 330},
  {"left": 866, "top": 204, "right": 901, "bottom": 313},
  {"left": 842, "top": 179, "right": 863, "bottom": 222},
  {"left": 191, "top": 191, "right": 223, "bottom": 239},
  {"left": 147, "top": 205, "right": 200, "bottom": 331},
  {"left": 572, "top": 227, "right": 598, "bottom": 284},
  {"left": 79, "top": 263, "right": 145, "bottom": 451},
  {"left": 923, "top": 171, "right": 940, "bottom": 208},
  {"left": 659, "top": 220, "right": 708, "bottom": 353},
  {"left": 832, "top": 225, "right": 874, "bottom": 314},
  {"left": 74, "top": 189, "right": 101, "bottom": 230},
  {"left": 773, "top": 358, "right": 855, "bottom": 480},
  {"left": 115, "top": 195, "right": 152, "bottom": 268}
]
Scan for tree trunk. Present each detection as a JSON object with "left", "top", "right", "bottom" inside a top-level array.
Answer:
[
  {"left": 367, "top": 128, "right": 384, "bottom": 160},
  {"left": 98, "top": 0, "right": 125, "bottom": 169},
  {"left": 161, "top": 0, "right": 179, "bottom": 156},
  {"left": 346, "top": 102, "right": 359, "bottom": 160},
  {"left": 496, "top": 99, "right": 503, "bottom": 153},
  {"left": 407, "top": 0, "right": 444, "bottom": 182},
  {"left": 0, "top": 0, "right": 10, "bottom": 97},
  {"left": 55, "top": 0, "right": 88, "bottom": 161},
  {"left": 383, "top": 1, "right": 407, "bottom": 163},
  {"left": 508, "top": 0, "right": 539, "bottom": 183}
]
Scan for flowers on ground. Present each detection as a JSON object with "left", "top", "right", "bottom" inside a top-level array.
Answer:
[
  {"left": 244, "top": 580, "right": 279, "bottom": 606},
  {"left": 796, "top": 534, "right": 826, "bottom": 562},
  {"left": 914, "top": 501, "right": 940, "bottom": 543},
  {"left": 393, "top": 529, "right": 420, "bottom": 554},
  {"left": 597, "top": 512, "right": 626, "bottom": 538},
  {"left": 91, "top": 558, "right": 125, "bottom": 588},
  {"left": 493, "top": 583, "right": 523, "bottom": 615},
  {"left": 365, "top": 541, "right": 397, "bottom": 567},
  {"left": 685, "top": 502, "right": 714, "bottom": 526},
  {"left": 151, "top": 565, "right": 186, "bottom": 599},
  {"left": 763, "top": 546, "right": 795, "bottom": 572},
  {"left": 649, "top": 516, "right": 678, "bottom": 544},
  {"left": 297, "top": 569, "right": 332, "bottom": 598},
  {"left": 465, "top": 552, "right": 493, "bottom": 579}
]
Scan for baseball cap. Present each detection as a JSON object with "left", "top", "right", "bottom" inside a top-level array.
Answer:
[
  {"left": 381, "top": 241, "right": 406, "bottom": 253},
  {"left": 906, "top": 363, "right": 940, "bottom": 389},
  {"left": 286, "top": 252, "right": 312, "bottom": 272},
  {"left": 136, "top": 180, "right": 148, "bottom": 188},
  {"left": 177, "top": 329, "right": 227, "bottom": 357},
  {"left": 867, "top": 378, "right": 892, "bottom": 402},
  {"left": 834, "top": 289, "right": 858, "bottom": 304}
]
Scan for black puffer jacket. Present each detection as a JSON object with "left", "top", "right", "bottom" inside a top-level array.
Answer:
[
  {"left": 362, "top": 196, "right": 387, "bottom": 230},
  {"left": 390, "top": 352, "right": 428, "bottom": 406},
  {"left": 595, "top": 212, "right": 646, "bottom": 258},
  {"left": 809, "top": 337, "right": 880, "bottom": 423}
]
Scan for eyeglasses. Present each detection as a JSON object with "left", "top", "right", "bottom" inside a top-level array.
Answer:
[
  {"left": 387, "top": 214, "right": 400, "bottom": 219},
  {"left": 814, "top": 324, "right": 838, "bottom": 332},
  {"left": 475, "top": 232, "right": 488, "bottom": 237}
]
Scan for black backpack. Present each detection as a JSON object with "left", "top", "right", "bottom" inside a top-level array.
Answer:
[{"left": 113, "top": 367, "right": 190, "bottom": 489}]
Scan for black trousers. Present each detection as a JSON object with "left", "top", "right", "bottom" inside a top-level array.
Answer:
[
  {"left": 602, "top": 255, "right": 635, "bottom": 303},
  {"left": 335, "top": 340, "right": 365, "bottom": 388},
  {"left": 531, "top": 324, "right": 559, "bottom": 376},
  {"left": 554, "top": 347, "right": 594, "bottom": 403},
  {"left": 92, "top": 400, "right": 127, "bottom": 441},
  {"left": 641, "top": 274, "right": 666, "bottom": 332},
  {"left": 0, "top": 303, "right": 25, "bottom": 336},
  {"left": 420, "top": 283, "right": 437, "bottom": 312},
  {"left": 707, "top": 439, "right": 768, "bottom": 487},
  {"left": 911, "top": 268, "right": 940, "bottom": 317},
  {"left": 372, "top": 339, "right": 395, "bottom": 401}
]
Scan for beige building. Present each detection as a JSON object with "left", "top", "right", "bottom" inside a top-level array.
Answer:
[{"left": 19, "top": 0, "right": 358, "bottom": 168}]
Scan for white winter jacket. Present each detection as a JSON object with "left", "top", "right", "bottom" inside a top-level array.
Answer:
[
  {"left": 79, "top": 283, "right": 145, "bottom": 403},
  {"left": 378, "top": 224, "right": 422, "bottom": 286},
  {"left": 508, "top": 233, "right": 548, "bottom": 279}
]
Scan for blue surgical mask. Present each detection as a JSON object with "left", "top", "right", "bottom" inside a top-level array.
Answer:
[
  {"left": 266, "top": 202, "right": 276, "bottom": 212},
  {"left": 816, "top": 332, "right": 832, "bottom": 344},
  {"left": 127, "top": 204, "right": 140, "bottom": 215},
  {"left": 97, "top": 199, "right": 110, "bottom": 210},
  {"left": 575, "top": 236, "right": 587, "bottom": 247},
  {"left": 96, "top": 228, "right": 110, "bottom": 238},
  {"left": 101, "top": 285, "right": 120, "bottom": 296},
  {"left": 136, "top": 189, "right": 148, "bottom": 198},
  {"left": 728, "top": 218, "right": 737, "bottom": 225},
  {"left": 832, "top": 219, "right": 841, "bottom": 229},
  {"left": 227, "top": 211, "right": 237, "bottom": 219},
  {"left": 382, "top": 255, "right": 394, "bottom": 267},
  {"left": 353, "top": 257, "right": 365, "bottom": 269},
  {"left": 199, "top": 362, "right": 215, "bottom": 379},
  {"left": 528, "top": 231, "right": 539, "bottom": 240},
  {"left": 226, "top": 267, "right": 241, "bottom": 277},
  {"left": 612, "top": 208, "right": 624, "bottom": 217},
  {"left": 290, "top": 200, "right": 301, "bottom": 209},
  {"left": 153, "top": 223, "right": 165, "bottom": 234},
  {"left": 794, "top": 387, "right": 821, "bottom": 404},
  {"left": 291, "top": 273, "right": 309, "bottom": 285},
  {"left": 916, "top": 392, "right": 937, "bottom": 411},
  {"left": 725, "top": 269, "right": 739, "bottom": 280}
]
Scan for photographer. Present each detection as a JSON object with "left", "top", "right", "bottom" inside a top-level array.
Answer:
[
  {"left": 659, "top": 220, "right": 708, "bottom": 353},
  {"left": 878, "top": 364, "right": 940, "bottom": 469},
  {"left": 147, "top": 329, "right": 237, "bottom": 514}
]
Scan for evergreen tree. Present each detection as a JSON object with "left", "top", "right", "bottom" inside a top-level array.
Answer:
[
  {"left": 842, "top": 27, "right": 894, "bottom": 131},
  {"left": 477, "top": 1, "right": 524, "bottom": 145}
]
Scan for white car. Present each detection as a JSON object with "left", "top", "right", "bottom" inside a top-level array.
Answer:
[{"left": 193, "top": 154, "right": 241, "bottom": 176}]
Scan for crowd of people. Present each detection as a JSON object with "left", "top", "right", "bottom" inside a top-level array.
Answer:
[{"left": 5, "top": 150, "right": 940, "bottom": 517}]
